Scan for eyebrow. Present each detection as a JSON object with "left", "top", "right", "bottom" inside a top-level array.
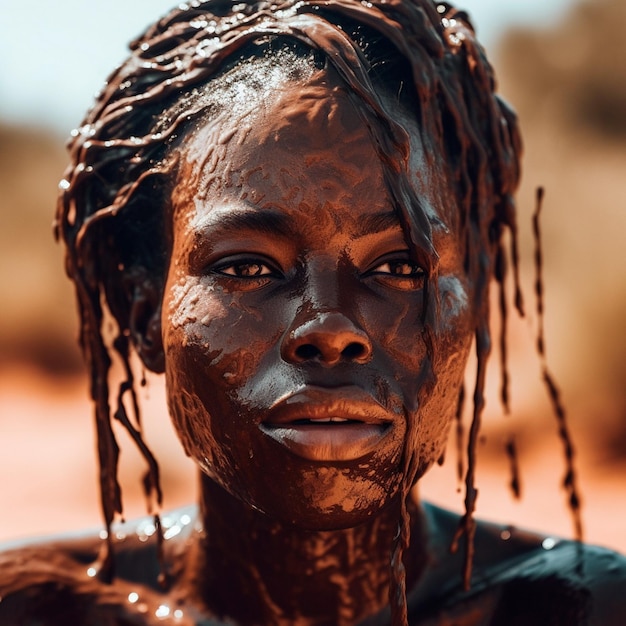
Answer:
[
  {"left": 188, "top": 205, "right": 297, "bottom": 239},
  {"left": 355, "top": 211, "right": 403, "bottom": 237},
  {"left": 187, "top": 206, "right": 404, "bottom": 241}
]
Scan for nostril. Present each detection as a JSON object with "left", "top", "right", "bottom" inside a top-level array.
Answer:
[
  {"left": 282, "top": 313, "right": 373, "bottom": 365},
  {"left": 342, "top": 342, "right": 367, "bottom": 360},
  {"left": 295, "top": 344, "right": 321, "bottom": 361}
]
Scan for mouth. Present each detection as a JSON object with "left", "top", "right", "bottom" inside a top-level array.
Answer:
[{"left": 259, "top": 387, "right": 397, "bottom": 462}]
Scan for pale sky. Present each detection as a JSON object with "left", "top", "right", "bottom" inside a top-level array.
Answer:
[{"left": 0, "top": 0, "right": 577, "bottom": 132}]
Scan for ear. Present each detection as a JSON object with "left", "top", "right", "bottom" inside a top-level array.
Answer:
[{"left": 125, "top": 269, "right": 165, "bottom": 374}]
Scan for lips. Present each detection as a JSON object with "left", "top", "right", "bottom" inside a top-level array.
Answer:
[{"left": 259, "top": 386, "right": 397, "bottom": 462}]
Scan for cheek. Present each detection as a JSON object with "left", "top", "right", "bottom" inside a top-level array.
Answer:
[
  {"left": 161, "top": 275, "right": 287, "bottom": 466},
  {"left": 435, "top": 275, "right": 473, "bottom": 378},
  {"left": 406, "top": 274, "right": 474, "bottom": 475},
  {"left": 163, "top": 275, "right": 269, "bottom": 385},
  {"left": 162, "top": 276, "right": 242, "bottom": 458},
  {"left": 361, "top": 293, "right": 427, "bottom": 376},
  {"left": 164, "top": 276, "right": 227, "bottom": 336}
]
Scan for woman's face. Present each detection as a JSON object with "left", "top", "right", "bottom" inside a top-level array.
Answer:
[{"left": 160, "top": 65, "right": 473, "bottom": 529}]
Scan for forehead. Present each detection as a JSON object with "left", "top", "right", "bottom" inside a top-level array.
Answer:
[{"left": 171, "top": 61, "right": 451, "bottom": 241}]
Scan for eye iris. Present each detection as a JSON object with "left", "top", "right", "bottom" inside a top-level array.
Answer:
[
  {"left": 237, "top": 263, "right": 264, "bottom": 277},
  {"left": 390, "top": 262, "right": 417, "bottom": 276}
]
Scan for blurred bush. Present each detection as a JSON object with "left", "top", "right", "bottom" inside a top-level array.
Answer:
[
  {"left": 0, "top": 123, "right": 82, "bottom": 374},
  {"left": 498, "top": 0, "right": 626, "bottom": 139}
]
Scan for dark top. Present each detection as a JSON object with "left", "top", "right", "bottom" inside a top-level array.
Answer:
[{"left": 1, "top": 503, "right": 625, "bottom": 625}]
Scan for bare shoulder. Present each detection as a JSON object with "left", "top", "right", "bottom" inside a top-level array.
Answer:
[
  {"left": 0, "top": 507, "right": 198, "bottom": 625},
  {"left": 411, "top": 503, "right": 626, "bottom": 625}
]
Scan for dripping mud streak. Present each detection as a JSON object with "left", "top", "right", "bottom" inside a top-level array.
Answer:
[
  {"left": 455, "top": 384, "right": 466, "bottom": 489},
  {"left": 505, "top": 436, "right": 522, "bottom": 499},
  {"left": 533, "top": 187, "right": 584, "bottom": 541}
]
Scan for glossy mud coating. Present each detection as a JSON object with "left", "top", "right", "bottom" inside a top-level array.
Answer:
[
  {"left": 1, "top": 0, "right": 613, "bottom": 624},
  {"left": 162, "top": 66, "right": 473, "bottom": 532}
]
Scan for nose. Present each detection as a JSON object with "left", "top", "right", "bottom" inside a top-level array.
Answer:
[{"left": 281, "top": 311, "right": 373, "bottom": 366}]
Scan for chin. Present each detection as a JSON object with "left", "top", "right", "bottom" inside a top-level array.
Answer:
[
  {"left": 249, "top": 464, "right": 404, "bottom": 531},
  {"left": 194, "top": 417, "right": 410, "bottom": 532}
]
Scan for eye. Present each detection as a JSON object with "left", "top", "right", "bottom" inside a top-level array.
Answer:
[
  {"left": 372, "top": 261, "right": 425, "bottom": 277},
  {"left": 364, "top": 254, "right": 425, "bottom": 290},
  {"left": 216, "top": 261, "right": 275, "bottom": 278},
  {"left": 210, "top": 256, "right": 283, "bottom": 291}
]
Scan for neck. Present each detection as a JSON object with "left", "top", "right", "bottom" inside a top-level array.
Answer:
[{"left": 179, "top": 473, "right": 429, "bottom": 625}]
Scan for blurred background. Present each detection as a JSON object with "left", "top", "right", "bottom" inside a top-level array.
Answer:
[{"left": 1, "top": 0, "right": 625, "bottom": 550}]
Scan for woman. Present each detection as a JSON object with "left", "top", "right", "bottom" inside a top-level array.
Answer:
[{"left": 1, "top": 0, "right": 624, "bottom": 624}]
